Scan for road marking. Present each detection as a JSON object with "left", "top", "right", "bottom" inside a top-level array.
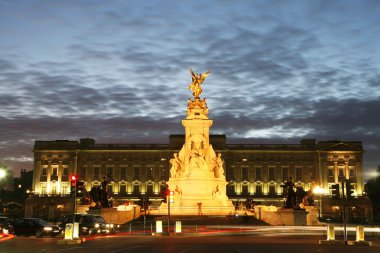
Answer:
[
  {"left": 233, "top": 246, "right": 242, "bottom": 253},
  {"left": 43, "top": 247, "right": 85, "bottom": 253},
  {"left": 110, "top": 245, "right": 143, "bottom": 253},
  {"left": 178, "top": 245, "right": 204, "bottom": 253}
]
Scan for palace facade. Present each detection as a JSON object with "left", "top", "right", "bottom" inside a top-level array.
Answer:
[{"left": 32, "top": 135, "right": 364, "bottom": 201}]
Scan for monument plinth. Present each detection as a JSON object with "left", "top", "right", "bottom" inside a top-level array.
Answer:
[{"left": 159, "top": 69, "right": 235, "bottom": 215}]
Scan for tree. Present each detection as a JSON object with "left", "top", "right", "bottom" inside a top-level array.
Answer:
[
  {"left": 0, "top": 162, "right": 14, "bottom": 190},
  {"left": 365, "top": 166, "right": 380, "bottom": 221}
]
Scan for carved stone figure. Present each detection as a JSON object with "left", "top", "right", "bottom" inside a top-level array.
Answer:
[
  {"left": 170, "top": 153, "right": 183, "bottom": 178},
  {"left": 188, "top": 68, "right": 210, "bottom": 98},
  {"left": 213, "top": 153, "right": 224, "bottom": 178}
]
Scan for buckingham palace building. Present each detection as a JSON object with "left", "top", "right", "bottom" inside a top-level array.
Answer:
[{"left": 28, "top": 135, "right": 371, "bottom": 222}]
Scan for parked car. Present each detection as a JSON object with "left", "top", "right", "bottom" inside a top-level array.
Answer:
[
  {"left": 13, "top": 218, "right": 61, "bottom": 238},
  {"left": 94, "top": 215, "right": 119, "bottom": 234},
  {"left": 58, "top": 214, "right": 118, "bottom": 235},
  {"left": 0, "top": 216, "right": 14, "bottom": 235}
]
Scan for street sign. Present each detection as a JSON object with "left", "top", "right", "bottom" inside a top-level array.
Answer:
[{"left": 64, "top": 223, "right": 73, "bottom": 240}]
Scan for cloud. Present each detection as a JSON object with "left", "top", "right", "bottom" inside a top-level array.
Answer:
[{"left": 0, "top": 0, "right": 379, "bottom": 179}]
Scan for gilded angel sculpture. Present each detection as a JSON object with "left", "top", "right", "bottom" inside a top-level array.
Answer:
[{"left": 188, "top": 68, "right": 210, "bottom": 98}]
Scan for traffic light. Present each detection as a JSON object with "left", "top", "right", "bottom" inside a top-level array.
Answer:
[
  {"left": 331, "top": 184, "right": 340, "bottom": 199},
  {"left": 70, "top": 175, "right": 78, "bottom": 195},
  {"left": 346, "top": 180, "right": 355, "bottom": 199},
  {"left": 159, "top": 188, "right": 167, "bottom": 203},
  {"left": 143, "top": 195, "right": 149, "bottom": 210},
  {"left": 169, "top": 191, "right": 174, "bottom": 203},
  {"left": 76, "top": 181, "right": 85, "bottom": 197}
]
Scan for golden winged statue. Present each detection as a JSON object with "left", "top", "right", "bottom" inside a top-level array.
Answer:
[{"left": 188, "top": 68, "right": 210, "bottom": 98}]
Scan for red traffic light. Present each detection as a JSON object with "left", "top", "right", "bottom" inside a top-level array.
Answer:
[{"left": 71, "top": 175, "right": 78, "bottom": 181}]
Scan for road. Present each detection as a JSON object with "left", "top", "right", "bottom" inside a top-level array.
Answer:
[{"left": 0, "top": 229, "right": 379, "bottom": 253}]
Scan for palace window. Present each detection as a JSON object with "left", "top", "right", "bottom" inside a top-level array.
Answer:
[
  {"left": 226, "top": 167, "right": 235, "bottom": 180},
  {"left": 295, "top": 167, "right": 302, "bottom": 181},
  {"left": 79, "top": 167, "right": 86, "bottom": 179},
  {"left": 255, "top": 167, "right": 262, "bottom": 180},
  {"left": 255, "top": 185, "right": 262, "bottom": 195},
  {"left": 133, "top": 167, "right": 140, "bottom": 180},
  {"left": 147, "top": 184, "right": 154, "bottom": 196},
  {"left": 62, "top": 184, "right": 68, "bottom": 195},
  {"left": 106, "top": 167, "right": 114, "bottom": 178},
  {"left": 120, "top": 167, "right": 127, "bottom": 179},
  {"left": 147, "top": 168, "right": 154, "bottom": 180},
  {"left": 93, "top": 167, "right": 100, "bottom": 179},
  {"left": 132, "top": 184, "right": 140, "bottom": 195},
  {"left": 241, "top": 166, "right": 249, "bottom": 181},
  {"left": 349, "top": 167, "right": 356, "bottom": 177},
  {"left": 268, "top": 167, "right": 275, "bottom": 180},
  {"left": 242, "top": 184, "right": 249, "bottom": 195},
  {"left": 120, "top": 184, "right": 127, "bottom": 195},
  {"left": 227, "top": 184, "right": 235, "bottom": 195},
  {"left": 107, "top": 184, "right": 113, "bottom": 195},
  {"left": 40, "top": 185, "right": 47, "bottom": 195},
  {"left": 282, "top": 167, "right": 289, "bottom": 181},
  {"left": 328, "top": 167, "right": 334, "bottom": 177},
  {"left": 269, "top": 185, "right": 276, "bottom": 196},
  {"left": 338, "top": 167, "right": 344, "bottom": 177}
]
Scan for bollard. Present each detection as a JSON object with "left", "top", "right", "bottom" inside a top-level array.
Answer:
[
  {"left": 346, "top": 225, "right": 372, "bottom": 246},
  {"left": 156, "top": 220, "right": 163, "bottom": 234},
  {"left": 175, "top": 221, "right": 182, "bottom": 233},
  {"left": 356, "top": 226, "right": 364, "bottom": 241},
  {"left": 327, "top": 224, "right": 335, "bottom": 241},
  {"left": 319, "top": 224, "right": 345, "bottom": 245}
]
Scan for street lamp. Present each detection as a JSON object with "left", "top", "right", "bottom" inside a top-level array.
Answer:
[
  {"left": 0, "top": 168, "right": 6, "bottom": 215},
  {"left": 313, "top": 186, "right": 325, "bottom": 219},
  {"left": 0, "top": 168, "right": 6, "bottom": 179}
]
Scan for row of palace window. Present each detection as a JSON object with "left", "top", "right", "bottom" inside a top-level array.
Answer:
[
  {"left": 40, "top": 166, "right": 169, "bottom": 182},
  {"left": 227, "top": 167, "right": 313, "bottom": 182},
  {"left": 327, "top": 167, "right": 356, "bottom": 177},
  {"left": 39, "top": 183, "right": 281, "bottom": 197},
  {"left": 81, "top": 167, "right": 165, "bottom": 180},
  {"left": 226, "top": 184, "right": 283, "bottom": 196},
  {"left": 41, "top": 165, "right": 318, "bottom": 183}
]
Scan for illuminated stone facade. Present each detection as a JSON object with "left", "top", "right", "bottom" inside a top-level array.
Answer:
[{"left": 32, "top": 136, "right": 364, "bottom": 203}]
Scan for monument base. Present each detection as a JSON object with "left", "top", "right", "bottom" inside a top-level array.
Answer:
[
  {"left": 155, "top": 205, "right": 235, "bottom": 215},
  {"left": 254, "top": 206, "right": 311, "bottom": 226}
]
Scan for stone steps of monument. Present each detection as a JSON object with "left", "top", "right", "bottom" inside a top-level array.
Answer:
[{"left": 123, "top": 214, "right": 269, "bottom": 226}]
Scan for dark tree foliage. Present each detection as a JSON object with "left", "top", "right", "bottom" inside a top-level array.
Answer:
[{"left": 366, "top": 166, "right": 380, "bottom": 222}]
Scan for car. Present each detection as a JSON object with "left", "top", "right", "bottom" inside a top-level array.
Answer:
[
  {"left": 58, "top": 214, "right": 118, "bottom": 235},
  {"left": 13, "top": 218, "right": 61, "bottom": 238},
  {"left": 0, "top": 216, "right": 14, "bottom": 235},
  {"left": 94, "top": 215, "right": 119, "bottom": 234}
]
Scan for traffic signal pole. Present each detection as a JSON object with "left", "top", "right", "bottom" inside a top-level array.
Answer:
[
  {"left": 167, "top": 193, "right": 170, "bottom": 235},
  {"left": 341, "top": 180, "right": 347, "bottom": 244},
  {"left": 70, "top": 175, "right": 78, "bottom": 240}
]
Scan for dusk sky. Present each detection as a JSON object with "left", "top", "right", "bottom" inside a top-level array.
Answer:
[{"left": 0, "top": 0, "right": 379, "bottom": 179}]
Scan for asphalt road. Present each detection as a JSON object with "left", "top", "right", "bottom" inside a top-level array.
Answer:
[{"left": 0, "top": 232, "right": 379, "bottom": 253}]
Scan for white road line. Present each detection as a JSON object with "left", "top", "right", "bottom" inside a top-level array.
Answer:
[
  {"left": 178, "top": 245, "right": 205, "bottom": 253},
  {"left": 110, "top": 245, "right": 143, "bottom": 253}
]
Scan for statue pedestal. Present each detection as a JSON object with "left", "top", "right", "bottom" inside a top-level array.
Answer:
[
  {"left": 158, "top": 94, "right": 235, "bottom": 215},
  {"left": 276, "top": 208, "right": 308, "bottom": 226}
]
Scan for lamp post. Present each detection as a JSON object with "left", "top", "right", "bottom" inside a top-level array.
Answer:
[
  {"left": 313, "top": 186, "right": 325, "bottom": 220},
  {"left": 0, "top": 168, "right": 6, "bottom": 215},
  {"left": 0, "top": 169, "right": 6, "bottom": 179}
]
